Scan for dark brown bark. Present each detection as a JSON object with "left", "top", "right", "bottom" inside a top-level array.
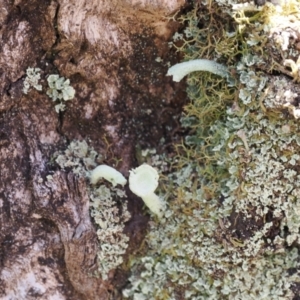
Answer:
[{"left": 0, "top": 0, "right": 187, "bottom": 299}]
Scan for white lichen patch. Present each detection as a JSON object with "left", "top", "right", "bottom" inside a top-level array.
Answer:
[
  {"left": 263, "top": 1, "right": 300, "bottom": 52},
  {"left": 46, "top": 74, "right": 75, "bottom": 112},
  {"left": 22, "top": 68, "right": 76, "bottom": 113},
  {"left": 23, "top": 67, "right": 42, "bottom": 94},
  {"left": 47, "top": 75, "right": 75, "bottom": 101},
  {"left": 90, "top": 185, "right": 130, "bottom": 279},
  {"left": 260, "top": 76, "right": 300, "bottom": 119}
]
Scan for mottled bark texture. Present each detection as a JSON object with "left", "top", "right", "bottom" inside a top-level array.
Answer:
[{"left": 0, "top": 0, "right": 186, "bottom": 299}]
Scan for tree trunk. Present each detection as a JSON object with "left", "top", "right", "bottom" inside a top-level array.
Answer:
[{"left": 0, "top": 0, "right": 186, "bottom": 299}]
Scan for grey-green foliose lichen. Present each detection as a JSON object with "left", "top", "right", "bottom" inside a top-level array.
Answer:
[
  {"left": 122, "top": 0, "right": 300, "bottom": 298},
  {"left": 54, "top": 140, "right": 131, "bottom": 280}
]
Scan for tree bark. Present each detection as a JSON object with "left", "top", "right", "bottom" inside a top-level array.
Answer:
[{"left": 0, "top": 0, "right": 186, "bottom": 299}]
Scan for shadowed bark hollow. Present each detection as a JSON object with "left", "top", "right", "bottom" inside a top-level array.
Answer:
[{"left": 0, "top": 0, "right": 187, "bottom": 299}]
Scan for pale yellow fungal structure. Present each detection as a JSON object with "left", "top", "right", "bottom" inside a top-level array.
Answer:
[
  {"left": 129, "top": 164, "right": 164, "bottom": 218},
  {"left": 90, "top": 164, "right": 127, "bottom": 187}
]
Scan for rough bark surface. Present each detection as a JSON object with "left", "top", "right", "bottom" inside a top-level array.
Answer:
[{"left": 0, "top": 0, "right": 187, "bottom": 299}]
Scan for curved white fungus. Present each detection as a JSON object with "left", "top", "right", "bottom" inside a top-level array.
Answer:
[
  {"left": 129, "top": 164, "right": 164, "bottom": 218},
  {"left": 167, "top": 59, "right": 230, "bottom": 82},
  {"left": 90, "top": 164, "right": 127, "bottom": 187}
]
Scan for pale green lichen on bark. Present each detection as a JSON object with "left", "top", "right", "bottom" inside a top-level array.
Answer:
[
  {"left": 22, "top": 68, "right": 75, "bottom": 113},
  {"left": 46, "top": 74, "right": 75, "bottom": 112},
  {"left": 122, "top": 0, "right": 300, "bottom": 299},
  {"left": 22, "top": 67, "right": 42, "bottom": 94},
  {"left": 54, "top": 140, "right": 131, "bottom": 280}
]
